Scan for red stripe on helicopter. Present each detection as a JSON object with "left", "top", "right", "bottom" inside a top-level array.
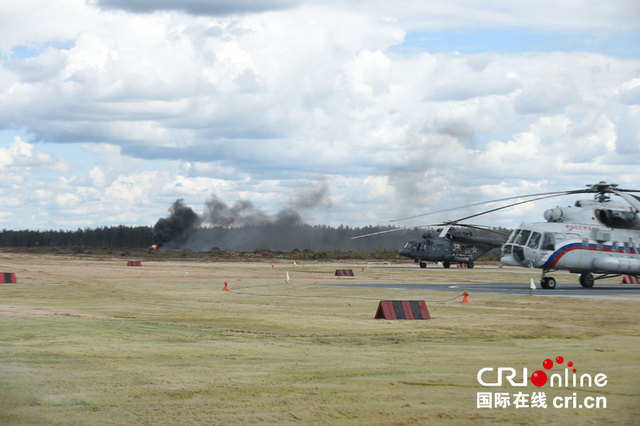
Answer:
[
  {"left": 543, "top": 243, "right": 583, "bottom": 269},
  {"left": 544, "top": 243, "right": 638, "bottom": 269}
]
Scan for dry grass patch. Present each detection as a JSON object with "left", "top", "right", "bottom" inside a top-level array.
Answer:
[{"left": 0, "top": 253, "right": 638, "bottom": 425}]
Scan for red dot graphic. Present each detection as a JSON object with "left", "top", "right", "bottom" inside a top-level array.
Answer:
[
  {"left": 556, "top": 356, "right": 564, "bottom": 364},
  {"left": 573, "top": 369, "right": 577, "bottom": 373},
  {"left": 531, "top": 370, "right": 548, "bottom": 387},
  {"left": 543, "top": 359, "right": 553, "bottom": 370},
  {"left": 568, "top": 361, "right": 573, "bottom": 367}
]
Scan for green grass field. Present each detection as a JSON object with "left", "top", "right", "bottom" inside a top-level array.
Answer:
[{"left": 1, "top": 253, "right": 639, "bottom": 424}]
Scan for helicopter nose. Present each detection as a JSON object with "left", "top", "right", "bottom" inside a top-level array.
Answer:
[{"left": 500, "top": 254, "right": 519, "bottom": 266}]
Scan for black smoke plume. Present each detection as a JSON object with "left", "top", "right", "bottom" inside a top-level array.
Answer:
[
  {"left": 152, "top": 199, "right": 202, "bottom": 247},
  {"left": 203, "top": 196, "right": 270, "bottom": 226},
  {"left": 203, "top": 183, "right": 330, "bottom": 227},
  {"left": 151, "top": 185, "right": 407, "bottom": 252}
]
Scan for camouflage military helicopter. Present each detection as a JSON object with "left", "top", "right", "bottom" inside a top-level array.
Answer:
[
  {"left": 352, "top": 223, "right": 509, "bottom": 269},
  {"left": 398, "top": 226, "right": 509, "bottom": 269},
  {"left": 402, "top": 182, "right": 640, "bottom": 289}
]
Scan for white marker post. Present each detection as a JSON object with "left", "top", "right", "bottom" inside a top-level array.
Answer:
[{"left": 529, "top": 278, "right": 536, "bottom": 296}]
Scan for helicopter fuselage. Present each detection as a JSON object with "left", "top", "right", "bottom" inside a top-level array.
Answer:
[
  {"left": 501, "top": 221, "right": 640, "bottom": 286},
  {"left": 394, "top": 182, "right": 640, "bottom": 288},
  {"left": 399, "top": 229, "right": 502, "bottom": 268},
  {"left": 400, "top": 238, "right": 475, "bottom": 267}
]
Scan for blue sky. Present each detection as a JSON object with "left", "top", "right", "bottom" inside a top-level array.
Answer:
[
  {"left": 397, "top": 28, "right": 640, "bottom": 58},
  {"left": 9, "top": 41, "right": 75, "bottom": 59},
  {"left": 0, "top": 0, "right": 639, "bottom": 231}
]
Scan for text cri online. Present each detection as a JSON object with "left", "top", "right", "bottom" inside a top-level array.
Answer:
[
  {"left": 477, "top": 368, "right": 608, "bottom": 409},
  {"left": 477, "top": 367, "right": 607, "bottom": 388},
  {"left": 477, "top": 392, "right": 607, "bottom": 409},
  {"left": 553, "top": 393, "right": 607, "bottom": 409}
]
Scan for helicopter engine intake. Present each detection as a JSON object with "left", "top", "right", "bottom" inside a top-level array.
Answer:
[{"left": 595, "top": 209, "right": 639, "bottom": 229}]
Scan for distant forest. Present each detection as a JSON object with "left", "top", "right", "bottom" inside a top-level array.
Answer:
[
  {"left": 0, "top": 224, "right": 417, "bottom": 252},
  {"left": 0, "top": 226, "right": 153, "bottom": 249}
]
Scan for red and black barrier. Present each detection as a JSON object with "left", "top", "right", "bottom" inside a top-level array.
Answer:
[
  {"left": 621, "top": 275, "right": 640, "bottom": 284},
  {"left": 0, "top": 272, "right": 17, "bottom": 283},
  {"left": 127, "top": 261, "right": 142, "bottom": 267},
  {"left": 375, "top": 300, "right": 431, "bottom": 320},
  {"left": 335, "top": 269, "right": 354, "bottom": 276}
]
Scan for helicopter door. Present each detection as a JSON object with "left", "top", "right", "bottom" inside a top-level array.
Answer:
[
  {"left": 512, "top": 230, "right": 531, "bottom": 263},
  {"left": 524, "top": 231, "right": 543, "bottom": 265},
  {"left": 423, "top": 240, "right": 434, "bottom": 257}
]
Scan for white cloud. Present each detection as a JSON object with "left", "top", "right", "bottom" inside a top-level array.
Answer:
[
  {"left": 618, "top": 78, "right": 640, "bottom": 104},
  {"left": 353, "top": 0, "right": 640, "bottom": 33},
  {"left": 0, "top": 137, "right": 69, "bottom": 179},
  {"left": 0, "top": 0, "right": 639, "bottom": 230},
  {"left": 0, "top": 0, "right": 96, "bottom": 54},
  {"left": 55, "top": 192, "right": 82, "bottom": 208},
  {"left": 89, "top": 166, "right": 106, "bottom": 187},
  {"left": 93, "top": 0, "right": 301, "bottom": 16}
]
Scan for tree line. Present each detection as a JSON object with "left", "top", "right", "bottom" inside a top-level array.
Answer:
[
  {"left": 0, "top": 226, "right": 153, "bottom": 248},
  {"left": 0, "top": 225, "right": 506, "bottom": 261},
  {"left": 0, "top": 224, "right": 409, "bottom": 251}
]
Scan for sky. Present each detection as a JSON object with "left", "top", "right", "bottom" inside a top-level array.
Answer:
[{"left": 1, "top": 0, "right": 639, "bottom": 231}]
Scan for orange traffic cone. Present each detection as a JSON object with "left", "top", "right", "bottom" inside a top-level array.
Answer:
[
  {"left": 361, "top": 267, "right": 365, "bottom": 273},
  {"left": 222, "top": 281, "right": 229, "bottom": 291},
  {"left": 462, "top": 290, "right": 470, "bottom": 304}
]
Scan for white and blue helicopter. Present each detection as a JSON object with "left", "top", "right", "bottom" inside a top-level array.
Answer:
[{"left": 397, "top": 182, "right": 640, "bottom": 289}]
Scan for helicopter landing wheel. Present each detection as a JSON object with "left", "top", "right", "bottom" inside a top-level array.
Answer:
[
  {"left": 442, "top": 261, "right": 450, "bottom": 269},
  {"left": 419, "top": 261, "right": 427, "bottom": 269},
  {"left": 579, "top": 272, "right": 595, "bottom": 288},
  {"left": 541, "top": 277, "right": 556, "bottom": 289},
  {"left": 467, "top": 260, "right": 474, "bottom": 269}
]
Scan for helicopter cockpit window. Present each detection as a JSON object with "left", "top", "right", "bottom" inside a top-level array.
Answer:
[
  {"left": 527, "top": 232, "right": 541, "bottom": 249},
  {"left": 515, "top": 230, "right": 531, "bottom": 246},
  {"left": 541, "top": 233, "right": 556, "bottom": 251},
  {"left": 507, "top": 230, "right": 520, "bottom": 244}
]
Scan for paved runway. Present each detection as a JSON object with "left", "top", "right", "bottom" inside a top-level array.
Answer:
[{"left": 320, "top": 282, "right": 640, "bottom": 299}]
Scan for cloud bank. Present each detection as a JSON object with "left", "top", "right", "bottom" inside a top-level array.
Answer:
[{"left": 0, "top": 0, "right": 639, "bottom": 232}]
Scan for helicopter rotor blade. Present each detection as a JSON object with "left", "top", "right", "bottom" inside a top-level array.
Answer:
[
  {"left": 442, "top": 193, "right": 573, "bottom": 225},
  {"left": 610, "top": 189, "right": 640, "bottom": 212},
  {"left": 438, "top": 183, "right": 640, "bottom": 226},
  {"left": 382, "top": 182, "right": 640, "bottom": 235},
  {"left": 351, "top": 224, "right": 438, "bottom": 240},
  {"left": 350, "top": 228, "right": 406, "bottom": 240},
  {"left": 390, "top": 190, "right": 576, "bottom": 223},
  {"left": 438, "top": 225, "right": 451, "bottom": 238},
  {"left": 434, "top": 192, "right": 577, "bottom": 226},
  {"left": 438, "top": 223, "right": 512, "bottom": 237}
]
